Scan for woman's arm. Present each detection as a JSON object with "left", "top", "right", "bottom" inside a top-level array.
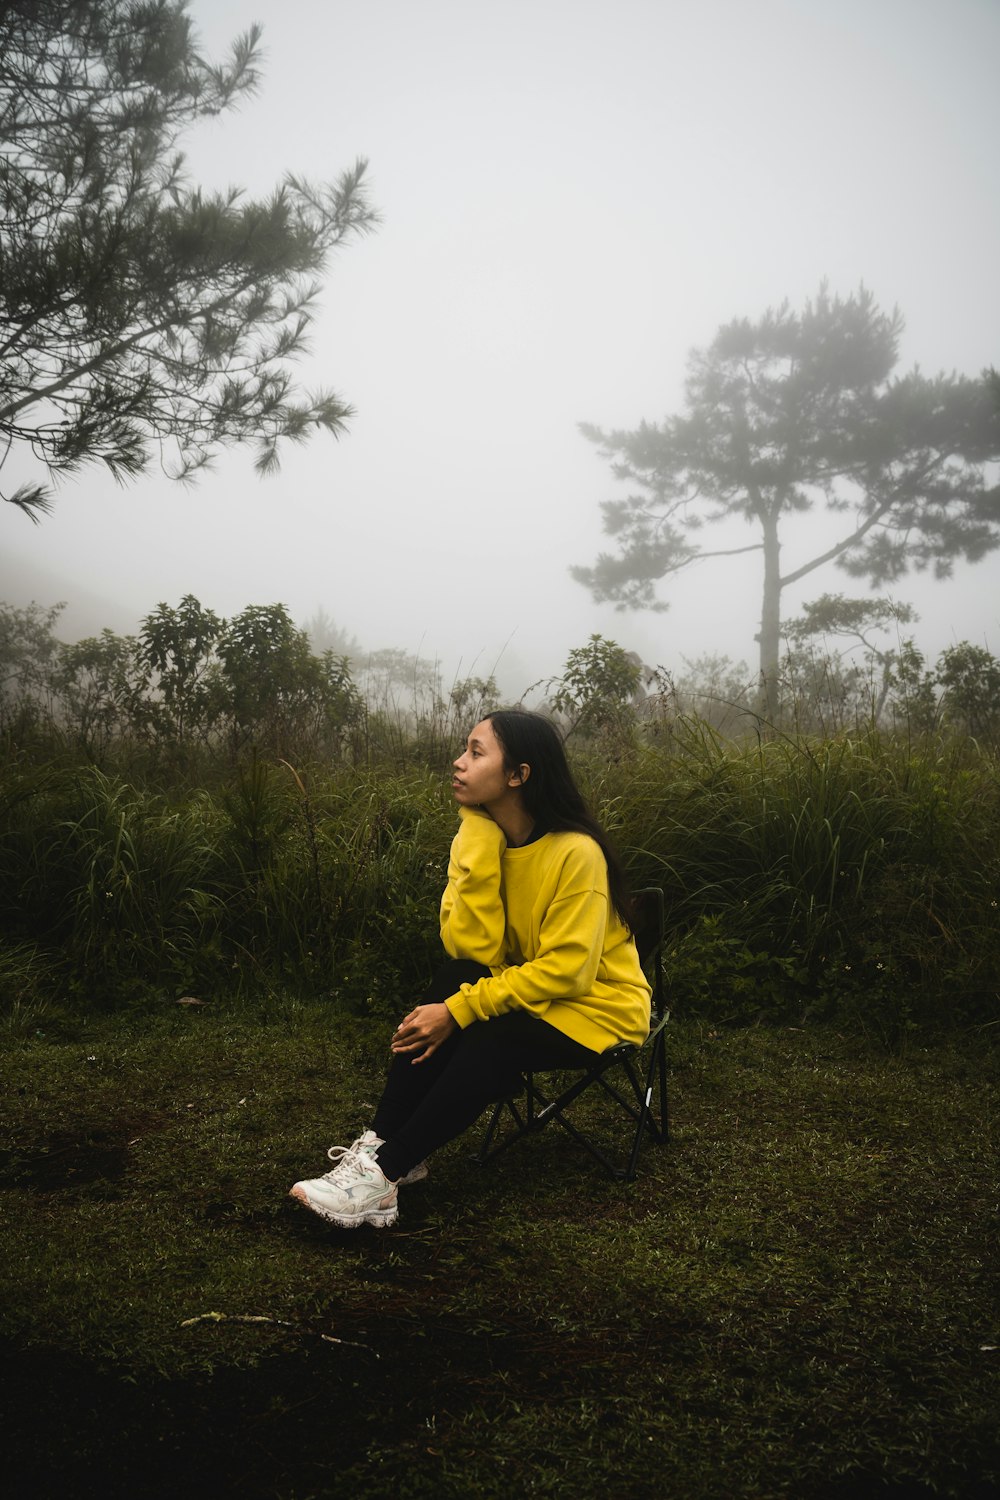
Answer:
[
  {"left": 439, "top": 806, "right": 507, "bottom": 965},
  {"left": 445, "top": 875, "right": 609, "bottom": 1027}
]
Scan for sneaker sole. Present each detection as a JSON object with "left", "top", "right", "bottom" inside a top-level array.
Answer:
[{"left": 288, "top": 1184, "right": 398, "bottom": 1229}]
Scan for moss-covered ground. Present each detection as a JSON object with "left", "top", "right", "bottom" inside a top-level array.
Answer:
[{"left": 1, "top": 1005, "right": 998, "bottom": 1499}]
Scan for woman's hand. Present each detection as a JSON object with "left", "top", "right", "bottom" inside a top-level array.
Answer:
[{"left": 391, "top": 1002, "right": 458, "bottom": 1064}]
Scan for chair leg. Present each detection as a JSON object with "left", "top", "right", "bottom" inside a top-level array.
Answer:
[
  {"left": 539, "top": 1102, "right": 630, "bottom": 1181},
  {"left": 657, "top": 1027, "right": 670, "bottom": 1143},
  {"left": 624, "top": 1029, "right": 669, "bottom": 1182},
  {"left": 475, "top": 1094, "right": 527, "bottom": 1163},
  {"left": 476, "top": 1031, "right": 670, "bottom": 1182},
  {"left": 551, "top": 1052, "right": 665, "bottom": 1182}
]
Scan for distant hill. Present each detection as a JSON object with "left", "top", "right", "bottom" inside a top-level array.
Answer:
[{"left": 0, "top": 550, "right": 143, "bottom": 642}]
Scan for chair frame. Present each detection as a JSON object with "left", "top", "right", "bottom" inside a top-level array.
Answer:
[{"left": 474, "top": 886, "right": 670, "bottom": 1183}]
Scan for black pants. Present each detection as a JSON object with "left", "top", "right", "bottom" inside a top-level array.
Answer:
[{"left": 372, "top": 960, "right": 599, "bottom": 1182}]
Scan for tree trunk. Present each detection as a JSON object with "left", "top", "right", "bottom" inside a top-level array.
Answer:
[{"left": 758, "top": 516, "right": 782, "bottom": 720}]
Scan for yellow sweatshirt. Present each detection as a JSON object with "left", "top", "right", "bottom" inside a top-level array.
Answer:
[{"left": 440, "top": 807, "right": 651, "bottom": 1052}]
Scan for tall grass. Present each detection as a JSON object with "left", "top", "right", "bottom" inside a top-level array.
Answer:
[
  {"left": 0, "top": 766, "right": 227, "bottom": 1002},
  {"left": 0, "top": 724, "right": 997, "bottom": 1035},
  {"left": 216, "top": 758, "right": 450, "bottom": 1004},
  {"left": 0, "top": 758, "right": 454, "bottom": 1012},
  {"left": 608, "top": 720, "right": 1000, "bottom": 1031}
]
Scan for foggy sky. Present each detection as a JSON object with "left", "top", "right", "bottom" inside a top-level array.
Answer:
[{"left": 2, "top": 0, "right": 998, "bottom": 699}]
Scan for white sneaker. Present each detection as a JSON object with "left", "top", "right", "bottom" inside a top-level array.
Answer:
[
  {"left": 289, "top": 1139, "right": 398, "bottom": 1228},
  {"left": 397, "top": 1159, "right": 429, "bottom": 1185}
]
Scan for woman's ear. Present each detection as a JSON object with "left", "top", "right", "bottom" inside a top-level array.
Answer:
[{"left": 508, "top": 762, "right": 531, "bottom": 788}]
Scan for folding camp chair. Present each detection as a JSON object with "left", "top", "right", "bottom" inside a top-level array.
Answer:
[{"left": 474, "top": 887, "right": 670, "bottom": 1182}]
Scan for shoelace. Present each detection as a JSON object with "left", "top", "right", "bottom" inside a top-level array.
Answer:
[{"left": 320, "top": 1140, "right": 375, "bottom": 1185}]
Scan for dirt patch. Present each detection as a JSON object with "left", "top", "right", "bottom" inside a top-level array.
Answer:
[
  {"left": 1, "top": 1314, "right": 516, "bottom": 1500},
  {"left": 0, "top": 1113, "right": 170, "bottom": 1193}
]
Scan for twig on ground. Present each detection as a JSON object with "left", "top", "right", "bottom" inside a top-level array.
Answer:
[{"left": 180, "top": 1310, "right": 377, "bottom": 1354}]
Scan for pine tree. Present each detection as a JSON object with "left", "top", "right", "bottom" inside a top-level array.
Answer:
[
  {"left": 0, "top": 0, "right": 376, "bottom": 518},
  {"left": 574, "top": 286, "right": 1000, "bottom": 718}
]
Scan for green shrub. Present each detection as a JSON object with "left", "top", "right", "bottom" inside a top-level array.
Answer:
[{"left": 0, "top": 722, "right": 997, "bottom": 1034}]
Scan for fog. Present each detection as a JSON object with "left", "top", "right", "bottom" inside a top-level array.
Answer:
[{"left": 2, "top": 0, "right": 999, "bottom": 698}]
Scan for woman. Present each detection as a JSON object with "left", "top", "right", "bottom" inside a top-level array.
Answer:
[{"left": 289, "top": 708, "right": 651, "bottom": 1228}]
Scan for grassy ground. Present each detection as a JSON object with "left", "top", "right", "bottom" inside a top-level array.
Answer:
[{"left": 1, "top": 1003, "right": 998, "bottom": 1500}]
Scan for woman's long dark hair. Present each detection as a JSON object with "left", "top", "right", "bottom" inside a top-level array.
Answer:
[{"left": 485, "top": 708, "right": 633, "bottom": 928}]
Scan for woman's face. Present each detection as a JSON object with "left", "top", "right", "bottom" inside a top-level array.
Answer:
[{"left": 452, "top": 718, "right": 523, "bottom": 809}]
